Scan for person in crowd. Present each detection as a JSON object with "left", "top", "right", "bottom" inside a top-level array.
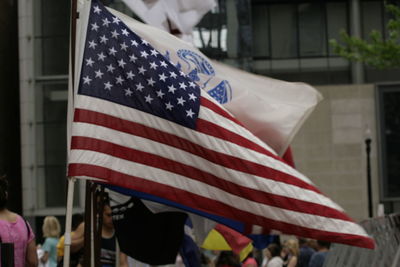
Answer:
[
  {"left": 297, "top": 238, "right": 315, "bottom": 267},
  {"left": 56, "top": 213, "right": 84, "bottom": 266},
  {"left": 40, "top": 216, "right": 61, "bottom": 267},
  {"left": 215, "top": 251, "right": 241, "bottom": 267},
  {"left": 308, "top": 240, "right": 330, "bottom": 267},
  {"left": 242, "top": 251, "right": 258, "bottom": 267},
  {"left": 0, "top": 174, "right": 38, "bottom": 267},
  {"left": 100, "top": 203, "right": 128, "bottom": 267},
  {"left": 263, "top": 243, "right": 283, "bottom": 267},
  {"left": 281, "top": 239, "right": 299, "bottom": 267}
]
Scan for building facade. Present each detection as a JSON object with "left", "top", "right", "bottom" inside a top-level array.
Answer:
[{"left": 12, "top": 0, "right": 400, "bottom": 232}]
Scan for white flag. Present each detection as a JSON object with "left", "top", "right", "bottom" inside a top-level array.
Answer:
[
  {"left": 121, "top": 0, "right": 216, "bottom": 42},
  {"left": 104, "top": 8, "right": 322, "bottom": 155}
]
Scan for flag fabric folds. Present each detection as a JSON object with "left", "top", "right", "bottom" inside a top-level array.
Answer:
[
  {"left": 109, "top": 190, "right": 188, "bottom": 265},
  {"left": 69, "top": 0, "right": 374, "bottom": 250},
  {"left": 106, "top": 6, "right": 322, "bottom": 156},
  {"left": 201, "top": 224, "right": 254, "bottom": 262}
]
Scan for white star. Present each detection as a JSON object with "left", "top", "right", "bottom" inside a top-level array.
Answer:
[
  {"left": 168, "top": 85, "right": 177, "bottom": 93},
  {"left": 97, "top": 52, "right": 106, "bottom": 61},
  {"left": 115, "top": 76, "right": 124, "bottom": 85},
  {"left": 156, "top": 90, "right": 165, "bottom": 98},
  {"left": 177, "top": 96, "right": 186, "bottom": 105},
  {"left": 135, "top": 83, "right": 144, "bottom": 91},
  {"left": 179, "top": 82, "right": 187, "bottom": 90},
  {"left": 131, "top": 40, "right": 138, "bottom": 47},
  {"left": 149, "top": 62, "right": 158, "bottom": 70},
  {"left": 95, "top": 69, "right": 104, "bottom": 78},
  {"left": 108, "top": 47, "right": 117, "bottom": 56},
  {"left": 147, "top": 78, "right": 155, "bottom": 86},
  {"left": 150, "top": 49, "right": 158, "bottom": 56},
  {"left": 106, "top": 64, "right": 115, "bottom": 73},
  {"left": 113, "top": 16, "right": 121, "bottom": 24},
  {"left": 93, "top": 5, "right": 101, "bottom": 14},
  {"left": 125, "top": 88, "right": 133, "bottom": 96},
  {"left": 159, "top": 73, "right": 167, "bottom": 82},
  {"left": 111, "top": 30, "right": 120, "bottom": 39},
  {"left": 160, "top": 61, "right": 168, "bottom": 68},
  {"left": 121, "top": 29, "right": 129, "bottom": 36},
  {"left": 91, "top": 23, "right": 99, "bottom": 31},
  {"left": 188, "top": 93, "right": 197, "bottom": 101},
  {"left": 88, "top": 40, "right": 97, "bottom": 49},
  {"left": 126, "top": 71, "right": 135, "bottom": 79},
  {"left": 140, "top": 50, "right": 149, "bottom": 58},
  {"left": 118, "top": 59, "right": 126, "bottom": 68},
  {"left": 165, "top": 102, "right": 173, "bottom": 110},
  {"left": 120, "top": 42, "right": 128, "bottom": 51},
  {"left": 102, "top": 18, "right": 111, "bottom": 27},
  {"left": 83, "top": 75, "right": 92, "bottom": 85},
  {"left": 189, "top": 81, "right": 196, "bottom": 88},
  {"left": 99, "top": 35, "right": 108, "bottom": 44},
  {"left": 169, "top": 71, "right": 177, "bottom": 79},
  {"left": 138, "top": 66, "right": 146, "bottom": 75},
  {"left": 180, "top": 71, "right": 186, "bottom": 77},
  {"left": 104, "top": 81, "right": 112, "bottom": 90},
  {"left": 141, "top": 39, "right": 149, "bottom": 45},
  {"left": 144, "top": 94, "right": 153, "bottom": 103},
  {"left": 129, "top": 54, "right": 137, "bottom": 62},
  {"left": 186, "top": 109, "right": 195, "bottom": 118},
  {"left": 85, "top": 58, "right": 94, "bottom": 67}
]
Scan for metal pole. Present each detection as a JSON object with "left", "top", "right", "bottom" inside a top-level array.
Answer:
[
  {"left": 63, "top": 177, "right": 76, "bottom": 267},
  {"left": 365, "top": 137, "right": 373, "bottom": 218}
]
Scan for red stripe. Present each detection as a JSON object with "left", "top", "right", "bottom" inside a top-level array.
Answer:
[
  {"left": 201, "top": 97, "right": 245, "bottom": 127},
  {"left": 70, "top": 136, "right": 353, "bottom": 222},
  {"left": 73, "top": 108, "right": 321, "bottom": 194},
  {"left": 68, "top": 163, "right": 375, "bottom": 249},
  {"left": 200, "top": 97, "right": 283, "bottom": 161}
]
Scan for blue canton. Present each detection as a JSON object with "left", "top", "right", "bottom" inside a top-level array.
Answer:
[{"left": 78, "top": 0, "right": 200, "bottom": 129}]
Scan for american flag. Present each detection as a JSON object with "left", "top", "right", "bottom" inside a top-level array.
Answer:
[{"left": 68, "top": 0, "right": 374, "bottom": 249}]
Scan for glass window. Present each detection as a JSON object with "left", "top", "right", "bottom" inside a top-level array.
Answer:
[
  {"left": 361, "top": 1, "right": 383, "bottom": 39},
  {"left": 252, "top": 4, "right": 270, "bottom": 58},
  {"left": 377, "top": 85, "right": 400, "bottom": 199},
  {"left": 298, "top": 3, "right": 327, "bottom": 57},
  {"left": 35, "top": 0, "right": 70, "bottom": 75},
  {"left": 35, "top": 83, "right": 72, "bottom": 208},
  {"left": 326, "top": 2, "right": 348, "bottom": 56},
  {"left": 270, "top": 4, "right": 298, "bottom": 59}
]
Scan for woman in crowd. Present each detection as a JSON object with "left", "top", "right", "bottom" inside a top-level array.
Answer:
[
  {"left": 265, "top": 243, "right": 283, "bottom": 267},
  {"left": 0, "top": 174, "right": 37, "bottom": 266},
  {"left": 281, "top": 239, "right": 299, "bottom": 267},
  {"left": 40, "top": 216, "right": 61, "bottom": 267}
]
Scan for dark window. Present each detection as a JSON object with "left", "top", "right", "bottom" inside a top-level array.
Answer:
[
  {"left": 36, "top": 0, "right": 70, "bottom": 75},
  {"left": 35, "top": 83, "right": 76, "bottom": 207},
  {"left": 298, "top": 3, "right": 327, "bottom": 57},
  {"left": 377, "top": 84, "right": 400, "bottom": 199}
]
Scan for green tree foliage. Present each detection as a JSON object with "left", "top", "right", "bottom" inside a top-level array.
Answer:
[{"left": 330, "top": 4, "right": 400, "bottom": 69}]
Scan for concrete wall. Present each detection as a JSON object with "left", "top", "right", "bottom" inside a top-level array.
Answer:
[{"left": 291, "top": 84, "right": 379, "bottom": 221}]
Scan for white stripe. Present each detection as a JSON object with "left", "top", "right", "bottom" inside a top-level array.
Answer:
[
  {"left": 75, "top": 95, "right": 322, "bottom": 188},
  {"left": 69, "top": 149, "right": 369, "bottom": 237},
  {"left": 72, "top": 121, "right": 342, "bottom": 211}
]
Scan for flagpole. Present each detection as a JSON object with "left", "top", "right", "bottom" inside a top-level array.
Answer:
[
  {"left": 64, "top": 0, "right": 78, "bottom": 265},
  {"left": 63, "top": 177, "right": 76, "bottom": 267}
]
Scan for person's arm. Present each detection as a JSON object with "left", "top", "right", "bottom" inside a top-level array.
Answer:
[
  {"left": 119, "top": 252, "right": 128, "bottom": 267},
  {"left": 71, "top": 222, "right": 85, "bottom": 252},
  {"left": 26, "top": 239, "right": 38, "bottom": 267},
  {"left": 41, "top": 251, "right": 49, "bottom": 263},
  {"left": 287, "top": 256, "right": 297, "bottom": 267}
]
